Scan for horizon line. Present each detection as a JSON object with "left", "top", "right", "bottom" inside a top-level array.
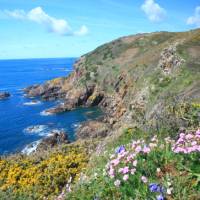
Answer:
[{"left": 0, "top": 56, "right": 79, "bottom": 61}]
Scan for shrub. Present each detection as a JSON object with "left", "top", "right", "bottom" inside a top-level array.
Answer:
[{"left": 0, "top": 147, "right": 88, "bottom": 199}]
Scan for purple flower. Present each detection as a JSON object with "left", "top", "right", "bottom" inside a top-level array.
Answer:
[
  {"left": 156, "top": 194, "right": 165, "bottom": 200},
  {"left": 149, "top": 183, "right": 164, "bottom": 193},
  {"left": 115, "top": 145, "right": 125, "bottom": 154},
  {"left": 149, "top": 183, "right": 159, "bottom": 192}
]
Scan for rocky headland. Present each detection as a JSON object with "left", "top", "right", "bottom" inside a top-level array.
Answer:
[{"left": 24, "top": 29, "right": 200, "bottom": 140}]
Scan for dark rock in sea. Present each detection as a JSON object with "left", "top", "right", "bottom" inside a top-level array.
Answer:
[
  {"left": 37, "top": 130, "right": 70, "bottom": 151},
  {"left": 44, "top": 100, "right": 76, "bottom": 115},
  {"left": 0, "top": 92, "right": 10, "bottom": 100},
  {"left": 76, "top": 120, "right": 110, "bottom": 139}
]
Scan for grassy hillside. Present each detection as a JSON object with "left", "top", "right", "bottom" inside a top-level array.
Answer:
[{"left": 0, "top": 29, "right": 199, "bottom": 199}]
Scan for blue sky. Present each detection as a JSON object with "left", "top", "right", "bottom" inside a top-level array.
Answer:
[{"left": 0, "top": 0, "right": 199, "bottom": 59}]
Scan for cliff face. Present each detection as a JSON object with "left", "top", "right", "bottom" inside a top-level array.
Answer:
[{"left": 25, "top": 29, "right": 200, "bottom": 133}]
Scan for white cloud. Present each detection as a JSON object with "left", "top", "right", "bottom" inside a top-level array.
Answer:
[
  {"left": 141, "top": 0, "right": 166, "bottom": 22},
  {"left": 5, "top": 7, "right": 88, "bottom": 36},
  {"left": 5, "top": 9, "right": 26, "bottom": 19},
  {"left": 187, "top": 6, "right": 200, "bottom": 27},
  {"left": 74, "top": 25, "right": 88, "bottom": 36}
]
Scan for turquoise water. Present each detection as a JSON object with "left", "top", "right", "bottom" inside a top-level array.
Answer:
[{"left": 0, "top": 58, "right": 102, "bottom": 155}]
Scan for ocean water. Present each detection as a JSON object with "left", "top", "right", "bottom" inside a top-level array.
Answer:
[{"left": 0, "top": 58, "right": 102, "bottom": 155}]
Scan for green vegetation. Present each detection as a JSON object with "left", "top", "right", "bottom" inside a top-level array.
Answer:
[
  {"left": 67, "top": 128, "right": 200, "bottom": 200},
  {"left": 1, "top": 30, "right": 200, "bottom": 199},
  {"left": 0, "top": 144, "right": 89, "bottom": 200}
]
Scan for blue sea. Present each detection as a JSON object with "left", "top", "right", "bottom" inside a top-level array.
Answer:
[{"left": 0, "top": 58, "right": 102, "bottom": 155}]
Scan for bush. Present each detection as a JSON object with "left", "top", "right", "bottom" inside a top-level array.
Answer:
[{"left": 0, "top": 147, "right": 88, "bottom": 199}]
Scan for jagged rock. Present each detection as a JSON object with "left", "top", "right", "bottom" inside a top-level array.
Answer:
[
  {"left": 0, "top": 92, "right": 10, "bottom": 100},
  {"left": 24, "top": 81, "right": 64, "bottom": 100},
  {"left": 76, "top": 121, "right": 110, "bottom": 139},
  {"left": 158, "top": 43, "right": 185, "bottom": 74},
  {"left": 37, "top": 130, "right": 70, "bottom": 151},
  {"left": 44, "top": 101, "right": 76, "bottom": 114},
  {"left": 86, "top": 90, "right": 104, "bottom": 106}
]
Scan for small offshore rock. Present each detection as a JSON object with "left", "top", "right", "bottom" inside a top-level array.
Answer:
[{"left": 0, "top": 92, "right": 10, "bottom": 100}]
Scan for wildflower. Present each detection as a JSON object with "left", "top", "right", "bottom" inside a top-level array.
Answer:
[
  {"left": 115, "top": 145, "right": 125, "bottom": 154},
  {"left": 132, "top": 160, "right": 138, "bottom": 167},
  {"left": 156, "top": 168, "right": 161, "bottom": 173},
  {"left": 167, "top": 188, "right": 173, "bottom": 195},
  {"left": 185, "top": 134, "right": 193, "bottom": 140},
  {"left": 135, "top": 145, "right": 142, "bottom": 153},
  {"left": 149, "top": 183, "right": 159, "bottom": 192},
  {"left": 130, "top": 168, "right": 136, "bottom": 175},
  {"left": 156, "top": 194, "right": 164, "bottom": 200},
  {"left": 149, "top": 183, "right": 164, "bottom": 193},
  {"left": 114, "top": 179, "right": 121, "bottom": 187},
  {"left": 179, "top": 133, "right": 185, "bottom": 138},
  {"left": 141, "top": 176, "right": 148, "bottom": 183},
  {"left": 123, "top": 174, "right": 129, "bottom": 181},
  {"left": 122, "top": 166, "right": 129, "bottom": 174},
  {"left": 143, "top": 145, "right": 151, "bottom": 154},
  {"left": 111, "top": 159, "right": 120, "bottom": 166}
]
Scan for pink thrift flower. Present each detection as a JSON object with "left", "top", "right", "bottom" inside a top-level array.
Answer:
[
  {"left": 177, "top": 138, "right": 184, "bottom": 144},
  {"left": 141, "top": 176, "right": 148, "bottom": 183},
  {"left": 179, "top": 133, "right": 185, "bottom": 138},
  {"left": 135, "top": 145, "right": 142, "bottom": 153},
  {"left": 132, "top": 160, "right": 138, "bottom": 167},
  {"left": 114, "top": 179, "right": 121, "bottom": 187},
  {"left": 123, "top": 174, "right": 129, "bottom": 181},
  {"left": 185, "top": 134, "right": 193, "bottom": 140},
  {"left": 196, "top": 129, "right": 200, "bottom": 135},
  {"left": 118, "top": 168, "right": 124, "bottom": 173},
  {"left": 143, "top": 146, "right": 151, "bottom": 153},
  {"left": 191, "top": 141, "right": 197, "bottom": 146},
  {"left": 130, "top": 168, "right": 136, "bottom": 175},
  {"left": 122, "top": 166, "right": 129, "bottom": 174},
  {"left": 111, "top": 159, "right": 120, "bottom": 166}
]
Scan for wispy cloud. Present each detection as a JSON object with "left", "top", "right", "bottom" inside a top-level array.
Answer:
[
  {"left": 187, "top": 6, "right": 200, "bottom": 27},
  {"left": 5, "top": 7, "right": 88, "bottom": 36},
  {"left": 141, "top": 0, "right": 166, "bottom": 22}
]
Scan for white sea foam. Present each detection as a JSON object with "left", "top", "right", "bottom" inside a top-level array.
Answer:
[
  {"left": 23, "top": 125, "right": 63, "bottom": 137},
  {"left": 21, "top": 140, "right": 41, "bottom": 155},
  {"left": 40, "top": 110, "right": 54, "bottom": 116},
  {"left": 72, "top": 123, "right": 81, "bottom": 129},
  {"left": 24, "top": 125, "right": 48, "bottom": 134},
  {"left": 23, "top": 100, "right": 41, "bottom": 106}
]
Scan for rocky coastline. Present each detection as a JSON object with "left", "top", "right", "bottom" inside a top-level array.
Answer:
[
  {"left": 0, "top": 29, "right": 199, "bottom": 199},
  {"left": 23, "top": 29, "right": 200, "bottom": 153}
]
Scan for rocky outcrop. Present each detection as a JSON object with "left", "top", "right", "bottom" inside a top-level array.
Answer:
[
  {"left": 0, "top": 92, "right": 10, "bottom": 100},
  {"left": 158, "top": 43, "right": 185, "bottom": 74},
  {"left": 76, "top": 120, "right": 110, "bottom": 139},
  {"left": 37, "top": 130, "right": 70, "bottom": 151},
  {"left": 24, "top": 78, "right": 66, "bottom": 100}
]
